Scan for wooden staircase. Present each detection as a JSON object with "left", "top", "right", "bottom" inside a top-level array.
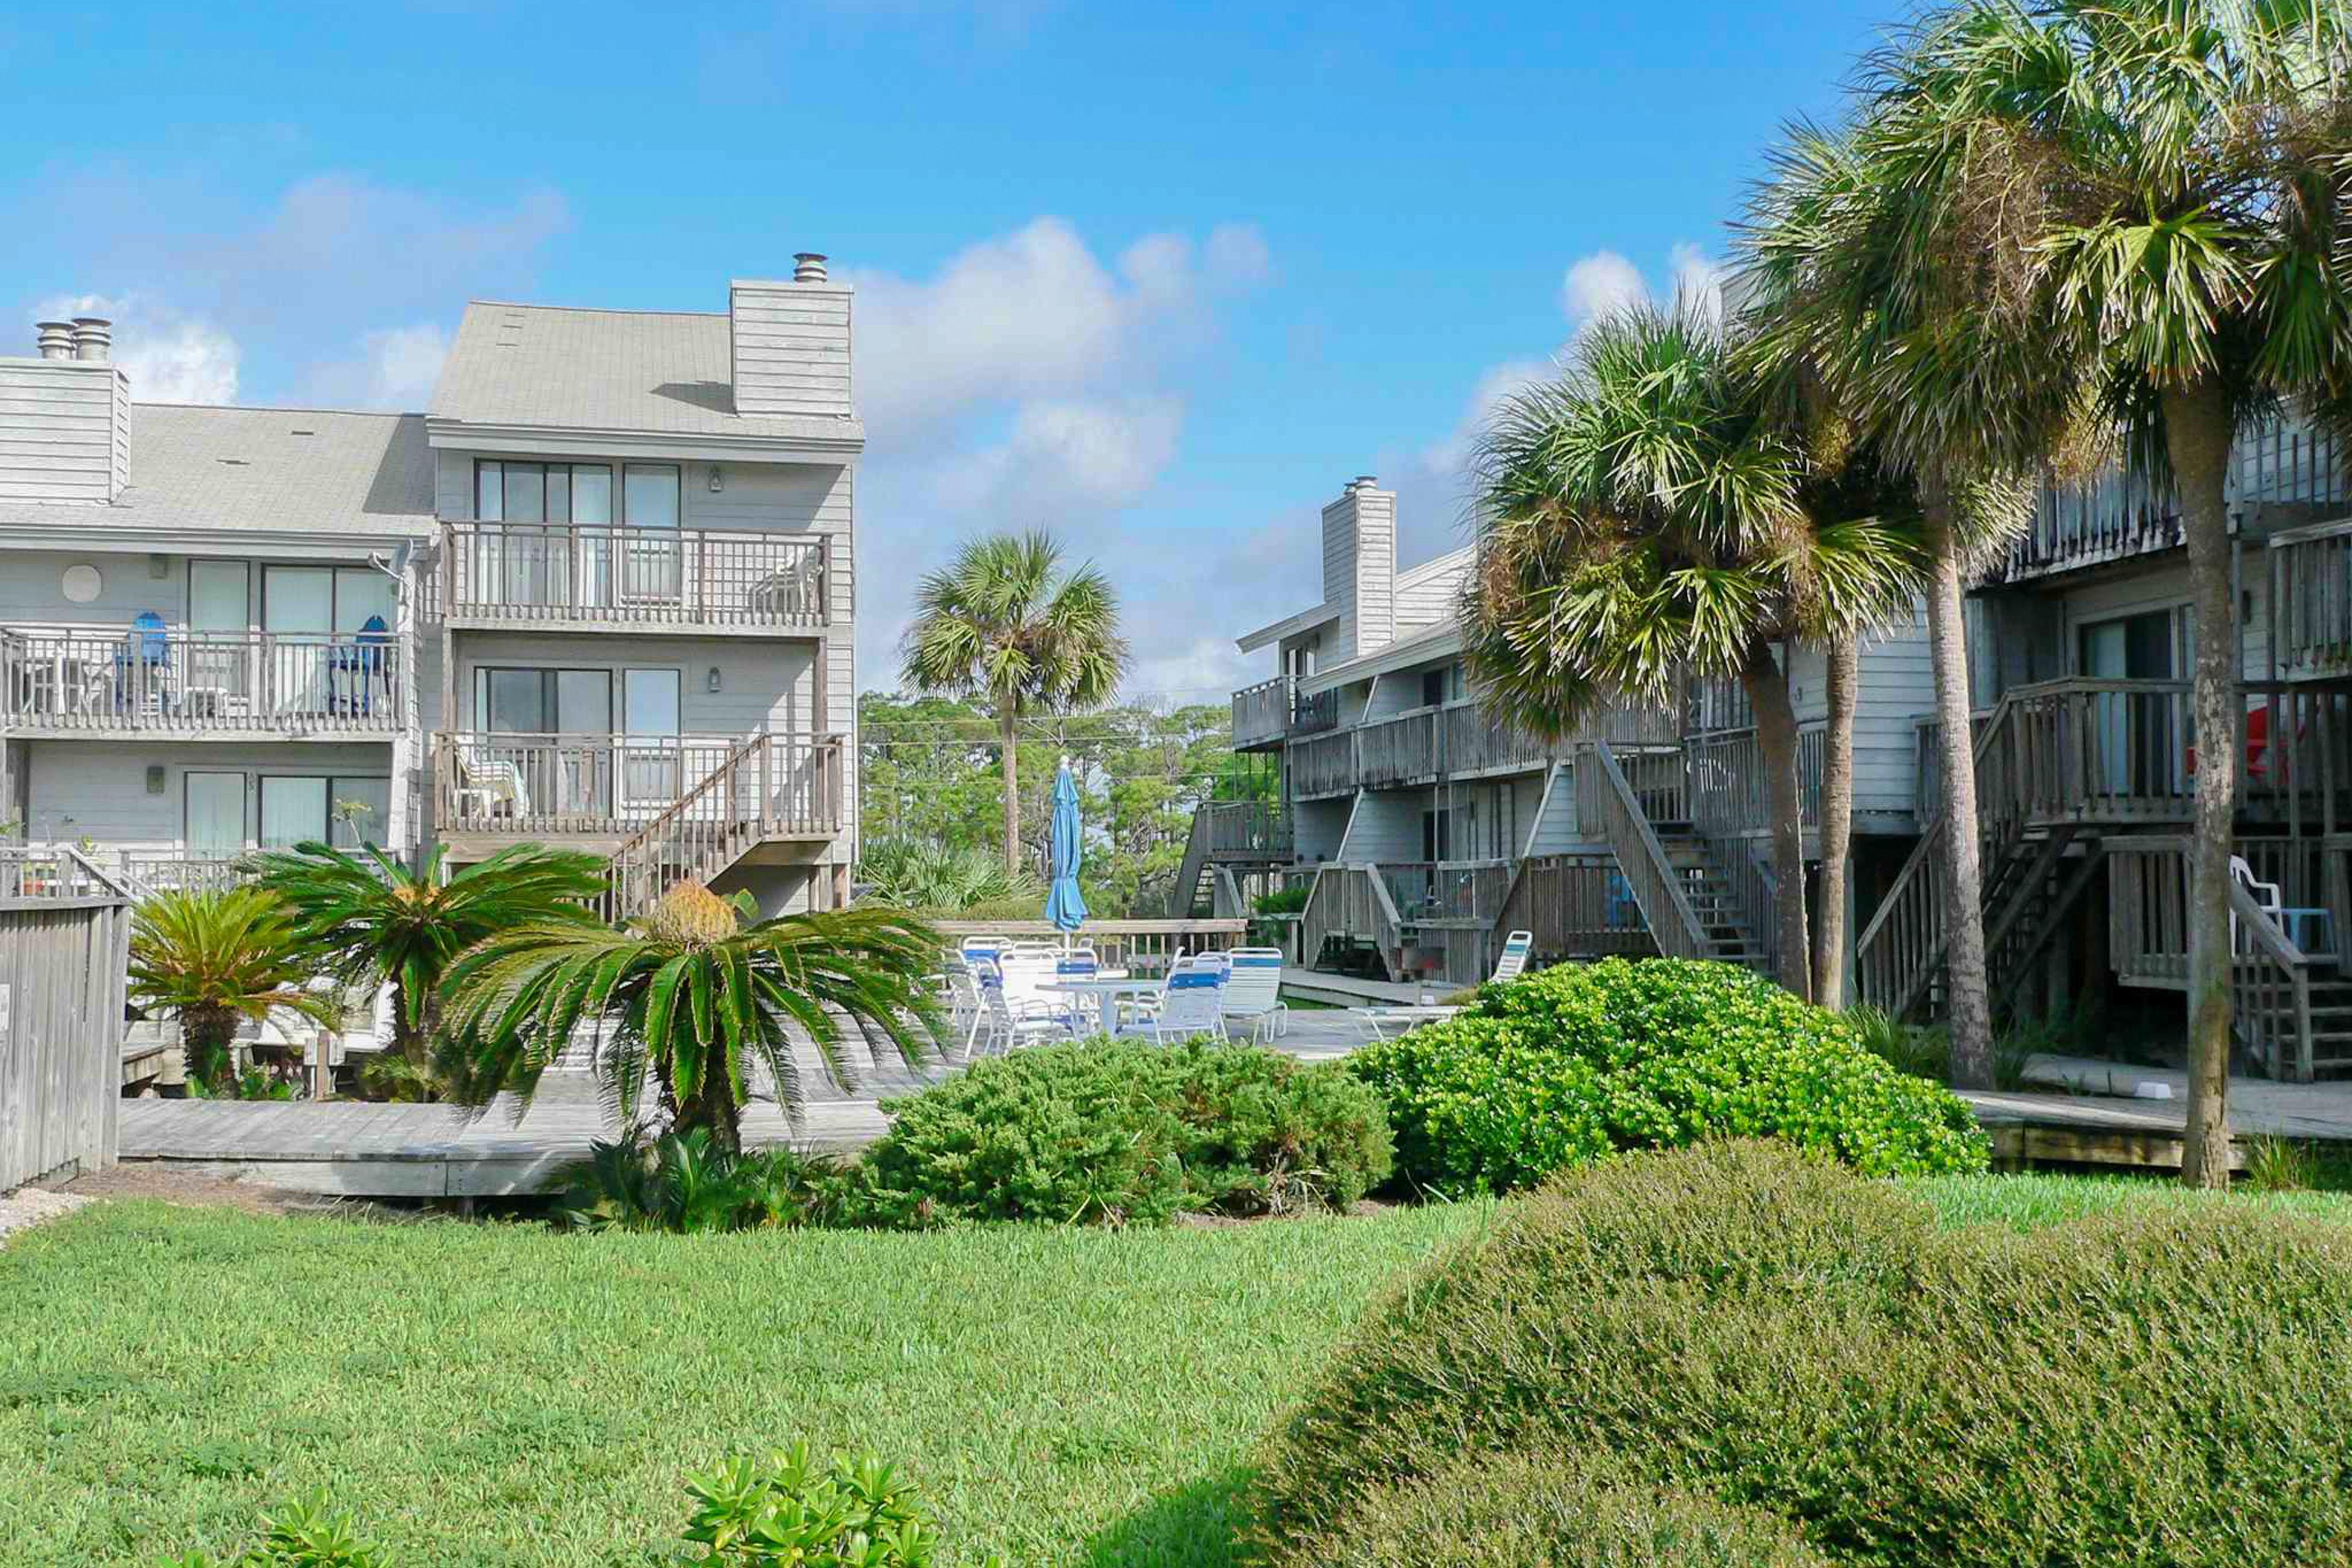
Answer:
[
  {"left": 604, "top": 730, "right": 844, "bottom": 920},
  {"left": 1655, "top": 831, "right": 1771, "bottom": 972}
]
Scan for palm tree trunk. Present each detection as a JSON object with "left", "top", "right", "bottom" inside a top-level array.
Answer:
[
  {"left": 2163, "top": 379, "right": 2238, "bottom": 1191},
  {"left": 1739, "top": 639, "right": 1812, "bottom": 1001},
  {"left": 183, "top": 1004, "right": 238, "bottom": 1093},
  {"left": 999, "top": 702, "right": 1022, "bottom": 882},
  {"left": 1814, "top": 635, "right": 1859, "bottom": 1010},
  {"left": 1924, "top": 484, "right": 1994, "bottom": 1089}
]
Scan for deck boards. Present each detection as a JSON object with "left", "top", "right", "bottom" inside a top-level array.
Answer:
[{"left": 112, "top": 1035, "right": 2352, "bottom": 1197}]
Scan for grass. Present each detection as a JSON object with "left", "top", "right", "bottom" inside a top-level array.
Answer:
[
  {"left": 14, "top": 1169, "right": 2352, "bottom": 1567},
  {"left": 0, "top": 1198, "right": 1493, "bottom": 1567}
]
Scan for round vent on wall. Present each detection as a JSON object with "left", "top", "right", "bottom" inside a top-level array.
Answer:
[{"left": 62, "top": 564, "right": 103, "bottom": 604}]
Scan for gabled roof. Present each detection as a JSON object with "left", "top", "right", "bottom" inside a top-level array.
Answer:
[
  {"left": 0, "top": 404, "right": 433, "bottom": 543},
  {"left": 428, "top": 301, "right": 864, "bottom": 447},
  {"left": 1300, "top": 620, "right": 1463, "bottom": 694},
  {"left": 1236, "top": 600, "right": 1338, "bottom": 654}
]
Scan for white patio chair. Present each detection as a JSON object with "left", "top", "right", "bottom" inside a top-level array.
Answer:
[
  {"left": 1490, "top": 929, "right": 1535, "bottom": 985},
  {"left": 973, "top": 959, "right": 1073, "bottom": 1054},
  {"left": 938, "top": 956, "right": 989, "bottom": 1058},
  {"left": 1148, "top": 961, "right": 1228, "bottom": 1044},
  {"left": 1219, "top": 947, "right": 1289, "bottom": 1042}
]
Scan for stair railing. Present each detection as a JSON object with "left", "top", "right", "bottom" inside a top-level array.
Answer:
[
  {"left": 1581, "top": 742, "right": 1712, "bottom": 960},
  {"left": 604, "top": 730, "right": 846, "bottom": 920},
  {"left": 1854, "top": 690, "right": 2025, "bottom": 1016}
]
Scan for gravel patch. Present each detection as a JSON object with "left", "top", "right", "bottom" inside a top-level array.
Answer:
[{"left": 0, "top": 1185, "right": 90, "bottom": 1244}]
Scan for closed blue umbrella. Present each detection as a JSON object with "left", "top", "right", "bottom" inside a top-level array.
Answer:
[{"left": 1045, "top": 754, "right": 1088, "bottom": 934}]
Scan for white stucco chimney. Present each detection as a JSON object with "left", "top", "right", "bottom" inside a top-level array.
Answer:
[
  {"left": 71, "top": 317, "right": 111, "bottom": 361},
  {"left": 35, "top": 321, "right": 75, "bottom": 360}
]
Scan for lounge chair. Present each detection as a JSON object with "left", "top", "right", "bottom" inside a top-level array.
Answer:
[
  {"left": 1219, "top": 947, "right": 1289, "bottom": 1042},
  {"left": 1490, "top": 929, "right": 1534, "bottom": 985}
]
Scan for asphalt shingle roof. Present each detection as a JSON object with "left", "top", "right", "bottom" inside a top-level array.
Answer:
[
  {"left": 428, "top": 302, "right": 864, "bottom": 442},
  {"left": 0, "top": 404, "right": 433, "bottom": 539}
]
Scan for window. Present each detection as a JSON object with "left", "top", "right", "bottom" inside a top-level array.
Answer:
[
  {"left": 622, "top": 464, "right": 680, "bottom": 528},
  {"left": 476, "top": 461, "right": 615, "bottom": 525},
  {"left": 188, "top": 561, "right": 248, "bottom": 633},
  {"left": 259, "top": 776, "right": 329, "bottom": 849},
  {"left": 186, "top": 773, "right": 247, "bottom": 858},
  {"left": 1420, "top": 663, "right": 1464, "bottom": 709},
  {"left": 475, "top": 667, "right": 613, "bottom": 735},
  {"left": 258, "top": 774, "right": 390, "bottom": 850}
]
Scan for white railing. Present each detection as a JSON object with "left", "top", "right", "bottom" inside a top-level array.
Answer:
[
  {"left": 438, "top": 522, "right": 827, "bottom": 630},
  {"left": 603, "top": 732, "right": 847, "bottom": 917},
  {"left": 0, "top": 627, "right": 403, "bottom": 733},
  {"left": 434, "top": 732, "right": 750, "bottom": 836},
  {"left": 0, "top": 846, "right": 132, "bottom": 902}
]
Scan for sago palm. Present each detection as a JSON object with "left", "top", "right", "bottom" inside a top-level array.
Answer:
[
  {"left": 249, "top": 840, "right": 608, "bottom": 1070},
  {"left": 1771, "top": 0, "right": 2352, "bottom": 1181},
  {"left": 128, "top": 887, "right": 340, "bottom": 1094},
  {"left": 440, "top": 884, "right": 943, "bottom": 1151},
  {"left": 900, "top": 530, "right": 1128, "bottom": 877},
  {"left": 1467, "top": 304, "right": 1921, "bottom": 999}
]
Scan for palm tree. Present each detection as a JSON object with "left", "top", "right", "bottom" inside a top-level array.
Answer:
[
  {"left": 900, "top": 531, "right": 1128, "bottom": 878},
  {"left": 856, "top": 836, "right": 1042, "bottom": 914},
  {"left": 439, "top": 884, "right": 943, "bottom": 1151},
  {"left": 249, "top": 841, "right": 608, "bottom": 1078},
  {"left": 1739, "top": 106, "right": 2085, "bottom": 1089},
  {"left": 1770, "top": 0, "right": 2352, "bottom": 1183},
  {"left": 1468, "top": 305, "right": 1921, "bottom": 999},
  {"left": 128, "top": 887, "right": 340, "bottom": 1094}
]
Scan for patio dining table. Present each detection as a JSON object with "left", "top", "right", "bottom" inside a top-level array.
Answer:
[{"left": 1038, "top": 974, "right": 1154, "bottom": 1036}]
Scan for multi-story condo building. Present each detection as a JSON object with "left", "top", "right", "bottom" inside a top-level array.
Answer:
[
  {"left": 1204, "top": 428, "right": 2352, "bottom": 1085},
  {"left": 0, "top": 257, "right": 861, "bottom": 936},
  {"left": 1179, "top": 473, "right": 1937, "bottom": 989}
]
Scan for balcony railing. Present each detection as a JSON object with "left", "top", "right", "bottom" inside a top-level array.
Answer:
[
  {"left": 0, "top": 627, "right": 403, "bottom": 735},
  {"left": 121, "top": 854, "right": 251, "bottom": 896},
  {"left": 433, "top": 730, "right": 845, "bottom": 840},
  {"left": 1231, "top": 677, "right": 1293, "bottom": 750},
  {"left": 1383, "top": 859, "right": 1513, "bottom": 925},
  {"left": 438, "top": 522, "right": 829, "bottom": 630},
  {"left": 1291, "top": 686, "right": 1339, "bottom": 735},
  {"left": 1197, "top": 800, "right": 1292, "bottom": 858}
]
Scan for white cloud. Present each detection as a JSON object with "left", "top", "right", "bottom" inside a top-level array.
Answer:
[
  {"left": 1204, "top": 223, "right": 1274, "bottom": 291},
  {"left": 17, "top": 171, "right": 565, "bottom": 410},
  {"left": 1669, "top": 241, "right": 1727, "bottom": 324},
  {"left": 1561, "top": 250, "right": 1648, "bottom": 326},
  {"left": 36, "top": 292, "right": 240, "bottom": 405},
  {"left": 847, "top": 218, "right": 1272, "bottom": 695}
]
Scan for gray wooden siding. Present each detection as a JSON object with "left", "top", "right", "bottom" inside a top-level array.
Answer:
[
  {"left": 1294, "top": 795, "right": 1352, "bottom": 862},
  {"left": 1775, "top": 611, "right": 1936, "bottom": 821},
  {"left": 1352, "top": 488, "right": 1397, "bottom": 654},
  {"left": 1340, "top": 787, "right": 1424, "bottom": 863},
  {"left": 1393, "top": 546, "right": 1470, "bottom": 638},
  {"left": 23, "top": 739, "right": 396, "bottom": 850},
  {"left": 0, "top": 359, "right": 125, "bottom": 505},
  {"left": 1321, "top": 492, "right": 1359, "bottom": 659},
  {"left": 729, "top": 282, "right": 853, "bottom": 419}
]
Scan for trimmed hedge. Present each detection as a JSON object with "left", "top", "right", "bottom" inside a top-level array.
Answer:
[
  {"left": 1251, "top": 1140, "right": 2352, "bottom": 1567},
  {"left": 845, "top": 1038, "right": 1393, "bottom": 1227},
  {"left": 1310, "top": 1452, "right": 1832, "bottom": 1567},
  {"left": 1346, "top": 957, "right": 1987, "bottom": 1193}
]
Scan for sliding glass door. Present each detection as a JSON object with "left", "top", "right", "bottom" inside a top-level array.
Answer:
[
  {"left": 186, "top": 773, "right": 247, "bottom": 859},
  {"left": 620, "top": 668, "right": 683, "bottom": 813}
]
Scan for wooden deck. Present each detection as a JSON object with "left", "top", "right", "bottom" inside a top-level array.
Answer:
[{"left": 112, "top": 1037, "right": 2352, "bottom": 1198}]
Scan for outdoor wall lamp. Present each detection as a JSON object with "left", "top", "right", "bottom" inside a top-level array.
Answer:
[
  {"left": 708, "top": 465, "right": 724, "bottom": 493},
  {"left": 707, "top": 666, "right": 723, "bottom": 693}
]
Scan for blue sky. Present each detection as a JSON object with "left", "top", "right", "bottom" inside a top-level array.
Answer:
[{"left": 0, "top": 0, "right": 1898, "bottom": 698}]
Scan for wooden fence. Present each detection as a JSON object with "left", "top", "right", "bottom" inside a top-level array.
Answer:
[
  {"left": 0, "top": 848, "right": 130, "bottom": 1187},
  {"left": 1495, "top": 854, "right": 1657, "bottom": 963}
]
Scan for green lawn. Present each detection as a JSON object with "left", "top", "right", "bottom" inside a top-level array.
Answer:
[
  {"left": 0, "top": 1199, "right": 1494, "bottom": 1567},
  {"left": 12, "top": 1172, "right": 2352, "bottom": 1567}
]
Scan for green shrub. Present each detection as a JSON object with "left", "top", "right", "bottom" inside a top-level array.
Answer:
[
  {"left": 1251, "top": 1140, "right": 2352, "bottom": 1567},
  {"left": 1348, "top": 958, "right": 1987, "bottom": 1194},
  {"left": 847, "top": 1038, "right": 1393, "bottom": 1227},
  {"left": 1310, "top": 1452, "right": 1832, "bottom": 1567},
  {"left": 683, "top": 1442, "right": 999, "bottom": 1566},
  {"left": 160, "top": 1491, "right": 394, "bottom": 1567},
  {"left": 560, "top": 1128, "right": 849, "bottom": 1233}
]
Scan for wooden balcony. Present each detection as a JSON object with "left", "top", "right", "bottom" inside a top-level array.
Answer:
[
  {"left": 1383, "top": 859, "right": 1512, "bottom": 926},
  {"left": 0, "top": 627, "right": 403, "bottom": 737},
  {"left": 2269, "top": 517, "right": 2352, "bottom": 679},
  {"left": 432, "top": 730, "right": 844, "bottom": 846},
  {"left": 1231, "top": 677, "right": 1294, "bottom": 750},
  {"left": 436, "top": 522, "right": 828, "bottom": 634},
  {"left": 1195, "top": 801, "right": 1292, "bottom": 861}
]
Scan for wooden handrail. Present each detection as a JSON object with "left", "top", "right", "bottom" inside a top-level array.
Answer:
[{"left": 1588, "top": 742, "right": 1712, "bottom": 959}]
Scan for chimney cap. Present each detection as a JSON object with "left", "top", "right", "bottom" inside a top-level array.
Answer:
[
  {"left": 34, "top": 321, "right": 75, "bottom": 361},
  {"left": 792, "top": 252, "right": 830, "bottom": 283},
  {"left": 69, "top": 318, "right": 112, "bottom": 362},
  {"left": 70, "top": 315, "right": 111, "bottom": 328},
  {"left": 1352, "top": 474, "right": 1378, "bottom": 489}
]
